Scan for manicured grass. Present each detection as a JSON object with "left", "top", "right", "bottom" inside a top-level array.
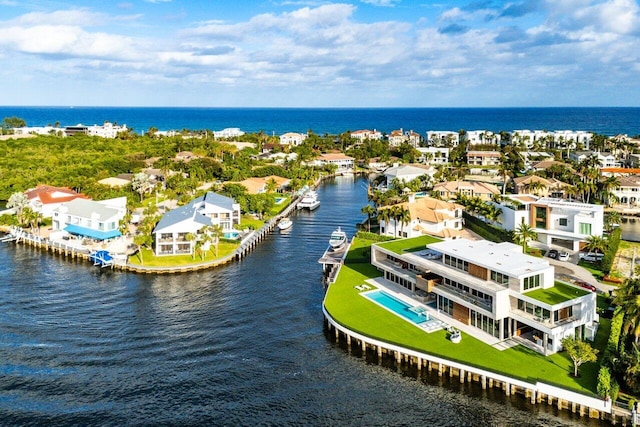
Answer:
[
  {"left": 377, "top": 235, "right": 442, "bottom": 254},
  {"left": 324, "top": 237, "right": 606, "bottom": 395},
  {"left": 127, "top": 242, "right": 238, "bottom": 267},
  {"left": 268, "top": 195, "right": 292, "bottom": 216},
  {"left": 239, "top": 216, "right": 265, "bottom": 230},
  {"left": 525, "top": 281, "right": 589, "bottom": 305}
]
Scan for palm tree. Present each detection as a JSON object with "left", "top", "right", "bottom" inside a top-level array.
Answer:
[
  {"left": 600, "top": 176, "right": 620, "bottom": 207},
  {"left": 210, "top": 224, "right": 224, "bottom": 257},
  {"left": 513, "top": 223, "right": 537, "bottom": 254},
  {"left": 361, "top": 204, "right": 377, "bottom": 232},
  {"left": 378, "top": 207, "right": 392, "bottom": 236},
  {"left": 583, "top": 235, "right": 608, "bottom": 255},
  {"left": 604, "top": 210, "right": 622, "bottom": 233},
  {"left": 614, "top": 278, "right": 640, "bottom": 344},
  {"left": 394, "top": 205, "right": 411, "bottom": 238},
  {"left": 186, "top": 232, "right": 198, "bottom": 260}
]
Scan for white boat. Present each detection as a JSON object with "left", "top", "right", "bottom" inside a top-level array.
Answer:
[
  {"left": 328, "top": 227, "right": 347, "bottom": 250},
  {"left": 277, "top": 217, "right": 292, "bottom": 230},
  {"left": 297, "top": 192, "right": 320, "bottom": 210}
]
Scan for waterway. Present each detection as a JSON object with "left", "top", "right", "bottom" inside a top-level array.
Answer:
[{"left": 0, "top": 176, "right": 607, "bottom": 426}]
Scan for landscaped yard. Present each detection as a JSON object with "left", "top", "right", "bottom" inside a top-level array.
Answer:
[
  {"left": 127, "top": 241, "right": 239, "bottom": 267},
  {"left": 324, "top": 236, "right": 609, "bottom": 396},
  {"left": 525, "top": 281, "right": 589, "bottom": 305}
]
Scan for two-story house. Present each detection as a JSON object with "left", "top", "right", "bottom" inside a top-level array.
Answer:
[
  {"left": 493, "top": 195, "right": 604, "bottom": 251},
  {"left": 370, "top": 238, "right": 597, "bottom": 355},
  {"left": 378, "top": 196, "right": 463, "bottom": 239},
  {"left": 153, "top": 192, "right": 241, "bottom": 256},
  {"left": 52, "top": 197, "right": 127, "bottom": 240}
]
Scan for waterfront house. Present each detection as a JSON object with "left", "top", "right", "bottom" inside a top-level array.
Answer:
[
  {"left": 466, "top": 131, "right": 500, "bottom": 146},
  {"left": 370, "top": 238, "right": 598, "bottom": 355},
  {"left": 466, "top": 151, "right": 501, "bottom": 167},
  {"left": 312, "top": 153, "right": 355, "bottom": 173},
  {"left": 568, "top": 151, "right": 620, "bottom": 168},
  {"left": 213, "top": 128, "right": 245, "bottom": 139},
  {"left": 350, "top": 129, "right": 383, "bottom": 142},
  {"left": 235, "top": 176, "right": 290, "bottom": 194},
  {"left": 152, "top": 192, "right": 240, "bottom": 256},
  {"left": 279, "top": 132, "right": 307, "bottom": 146},
  {"left": 432, "top": 181, "right": 500, "bottom": 202},
  {"left": 378, "top": 196, "right": 463, "bottom": 239},
  {"left": 512, "top": 175, "right": 570, "bottom": 198},
  {"left": 51, "top": 197, "right": 127, "bottom": 240},
  {"left": 492, "top": 195, "right": 604, "bottom": 251},
  {"left": 382, "top": 164, "right": 435, "bottom": 189},
  {"left": 611, "top": 175, "right": 640, "bottom": 207},
  {"left": 417, "top": 147, "right": 449, "bottom": 165},
  {"left": 426, "top": 131, "right": 459, "bottom": 147},
  {"left": 25, "top": 185, "right": 89, "bottom": 218},
  {"left": 388, "top": 129, "right": 421, "bottom": 147}
]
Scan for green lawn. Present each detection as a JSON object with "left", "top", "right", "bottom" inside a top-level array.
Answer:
[
  {"left": 128, "top": 242, "right": 239, "bottom": 267},
  {"left": 377, "top": 235, "right": 442, "bottom": 254},
  {"left": 525, "top": 281, "right": 589, "bottom": 305},
  {"left": 239, "top": 215, "right": 265, "bottom": 231},
  {"left": 578, "top": 260, "right": 605, "bottom": 281},
  {"left": 325, "top": 237, "right": 608, "bottom": 396}
]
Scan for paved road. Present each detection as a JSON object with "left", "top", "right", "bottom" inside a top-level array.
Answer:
[{"left": 547, "top": 257, "right": 617, "bottom": 295}]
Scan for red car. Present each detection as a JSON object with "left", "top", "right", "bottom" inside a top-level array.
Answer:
[{"left": 574, "top": 280, "right": 597, "bottom": 292}]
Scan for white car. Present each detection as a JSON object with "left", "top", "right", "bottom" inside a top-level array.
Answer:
[{"left": 558, "top": 252, "right": 570, "bottom": 261}]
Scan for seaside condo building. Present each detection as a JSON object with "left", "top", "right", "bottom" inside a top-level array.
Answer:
[{"left": 370, "top": 238, "right": 597, "bottom": 355}]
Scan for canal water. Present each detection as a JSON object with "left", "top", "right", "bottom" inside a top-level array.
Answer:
[{"left": 0, "top": 176, "right": 607, "bottom": 426}]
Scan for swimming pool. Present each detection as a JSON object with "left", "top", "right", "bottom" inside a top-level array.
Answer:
[
  {"left": 363, "top": 290, "right": 428, "bottom": 324},
  {"left": 224, "top": 231, "right": 240, "bottom": 240},
  {"left": 275, "top": 197, "right": 286, "bottom": 204}
]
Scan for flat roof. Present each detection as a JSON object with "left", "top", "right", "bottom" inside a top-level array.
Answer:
[{"left": 427, "top": 238, "right": 551, "bottom": 278}]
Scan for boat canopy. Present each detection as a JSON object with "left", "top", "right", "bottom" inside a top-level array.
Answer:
[{"left": 64, "top": 224, "right": 121, "bottom": 240}]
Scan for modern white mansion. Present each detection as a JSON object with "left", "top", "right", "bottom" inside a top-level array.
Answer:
[
  {"left": 371, "top": 238, "right": 597, "bottom": 355},
  {"left": 493, "top": 195, "right": 604, "bottom": 251}
]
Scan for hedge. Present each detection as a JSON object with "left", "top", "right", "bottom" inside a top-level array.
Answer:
[
  {"left": 462, "top": 212, "right": 512, "bottom": 243},
  {"left": 602, "top": 228, "right": 622, "bottom": 274}
]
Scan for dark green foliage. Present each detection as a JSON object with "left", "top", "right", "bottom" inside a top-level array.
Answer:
[
  {"left": 602, "top": 228, "right": 621, "bottom": 273},
  {"left": 462, "top": 212, "right": 512, "bottom": 243}
]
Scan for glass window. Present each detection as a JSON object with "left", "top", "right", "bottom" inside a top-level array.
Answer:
[
  {"left": 559, "top": 218, "right": 568, "bottom": 226},
  {"left": 579, "top": 222, "right": 592, "bottom": 235},
  {"left": 523, "top": 274, "right": 541, "bottom": 290}
]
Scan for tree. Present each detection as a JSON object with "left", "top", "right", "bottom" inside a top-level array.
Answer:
[
  {"left": 614, "top": 278, "right": 640, "bottom": 344},
  {"left": 7, "top": 191, "right": 29, "bottom": 226},
  {"left": 512, "top": 223, "right": 537, "bottom": 253},
  {"left": 378, "top": 207, "right": 392, "bottom": 236},
  {"left": 361, "top": 204, "right": 377, "bottom": 232},
  {"left": 561, "top": 336, "right": 598, "bottom": 377},
  {"left": 131, "top": 172, "right": 153, "bottom": 202},
  {"left": 583, "top": 234, "right": 608, "bottom": 255},
  {"left": 393, "top": 205, "right": 411, "bottom": 237},
  {"left": 209, "top": 224, "right": 224, "bottom": 257},
  {"left": 2, "top": 116, "right": 26, "bottom": 129}
]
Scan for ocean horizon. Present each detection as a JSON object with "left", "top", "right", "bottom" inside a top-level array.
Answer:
[{"left": 1, "top": 106, "right": 639, "bottom": 137}]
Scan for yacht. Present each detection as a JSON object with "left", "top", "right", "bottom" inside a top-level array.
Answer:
[
  {"left": 277, "top": 217, "right": 293, "bottom": 231},
  {"left": 297, "top": 191, "right": 320, "bottom": 210},
  {"left": 328, "top": 227, "right": 347, "bottom": 250}
]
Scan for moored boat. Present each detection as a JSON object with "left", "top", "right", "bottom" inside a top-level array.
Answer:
[
  {"left": 277, "top": 217, "right": 293, "bottom": 230},
  {"left": 297, "top": 192, "right": 320, "bottom": 210},
  {"left": 328, "top": 227, "right": 347, "bottom": 250}
]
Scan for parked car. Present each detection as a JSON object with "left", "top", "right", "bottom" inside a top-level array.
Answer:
[
  {"left": 558, "top": 252, "right": 570, "bottom": 261},
  {"left": 574, "top": 280, "right": 597, "bottom": 292},
  {"left": 579, "top": 252, "right": 604, "bottom": 262},
  {"left": 547, "top": 249, "right": 559, "bottom": 259}
]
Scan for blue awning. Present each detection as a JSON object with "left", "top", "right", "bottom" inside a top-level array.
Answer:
[{"left": 64, "top": 224, "right": 121, "bottom": 240}]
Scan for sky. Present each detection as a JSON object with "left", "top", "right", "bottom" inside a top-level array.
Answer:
[{"left": 1, "top": 0, "right": 639, "bottom": 107}]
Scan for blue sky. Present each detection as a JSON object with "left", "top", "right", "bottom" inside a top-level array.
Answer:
[{"left": 1, "top": 0, "right": 639, "bottom": 107}]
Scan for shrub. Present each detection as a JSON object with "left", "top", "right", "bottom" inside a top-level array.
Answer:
[
  {"left": 602, "top": 228, "right": 621, "bottom": 274},
  {"left": 462, "top": 212, "right": 512, "bottom": 243},
  {"left": 355, "top": 231, "right": 395, "bottom": 242}
]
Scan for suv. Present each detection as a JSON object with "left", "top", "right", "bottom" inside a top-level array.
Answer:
[
  {"left": 558, "top": 252, "right": 570, "bottom": 261},
  {"left": 580, "top": 252, "right": 604, "bottom": 262},
  {"left": 548, "top": 249, "right": 559, "bottom": 259}
]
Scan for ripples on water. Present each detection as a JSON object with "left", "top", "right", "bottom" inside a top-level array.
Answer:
[{"left": 0, "top": 176, "right": 607, "bottom": 426}]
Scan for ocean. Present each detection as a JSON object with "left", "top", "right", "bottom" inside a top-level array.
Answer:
[{"left": 1, "top": 106, "right": 638, "bottom": 136}]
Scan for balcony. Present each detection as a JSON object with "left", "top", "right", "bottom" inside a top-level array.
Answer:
[{"left": 434, "top": 283, "right": 493, "bottom": 312}]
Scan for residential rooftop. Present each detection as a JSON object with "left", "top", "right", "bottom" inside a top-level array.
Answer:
[
  {"left": 525, "top": 281, "right": 590, "bottom": 305},
  {"left": 428, "top": 239, "right": 550, "bottom": 278}
]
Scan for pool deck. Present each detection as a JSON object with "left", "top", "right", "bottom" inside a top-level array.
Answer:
[{"left": 363, "top": 277, "right": 506, "bottom": 348}]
